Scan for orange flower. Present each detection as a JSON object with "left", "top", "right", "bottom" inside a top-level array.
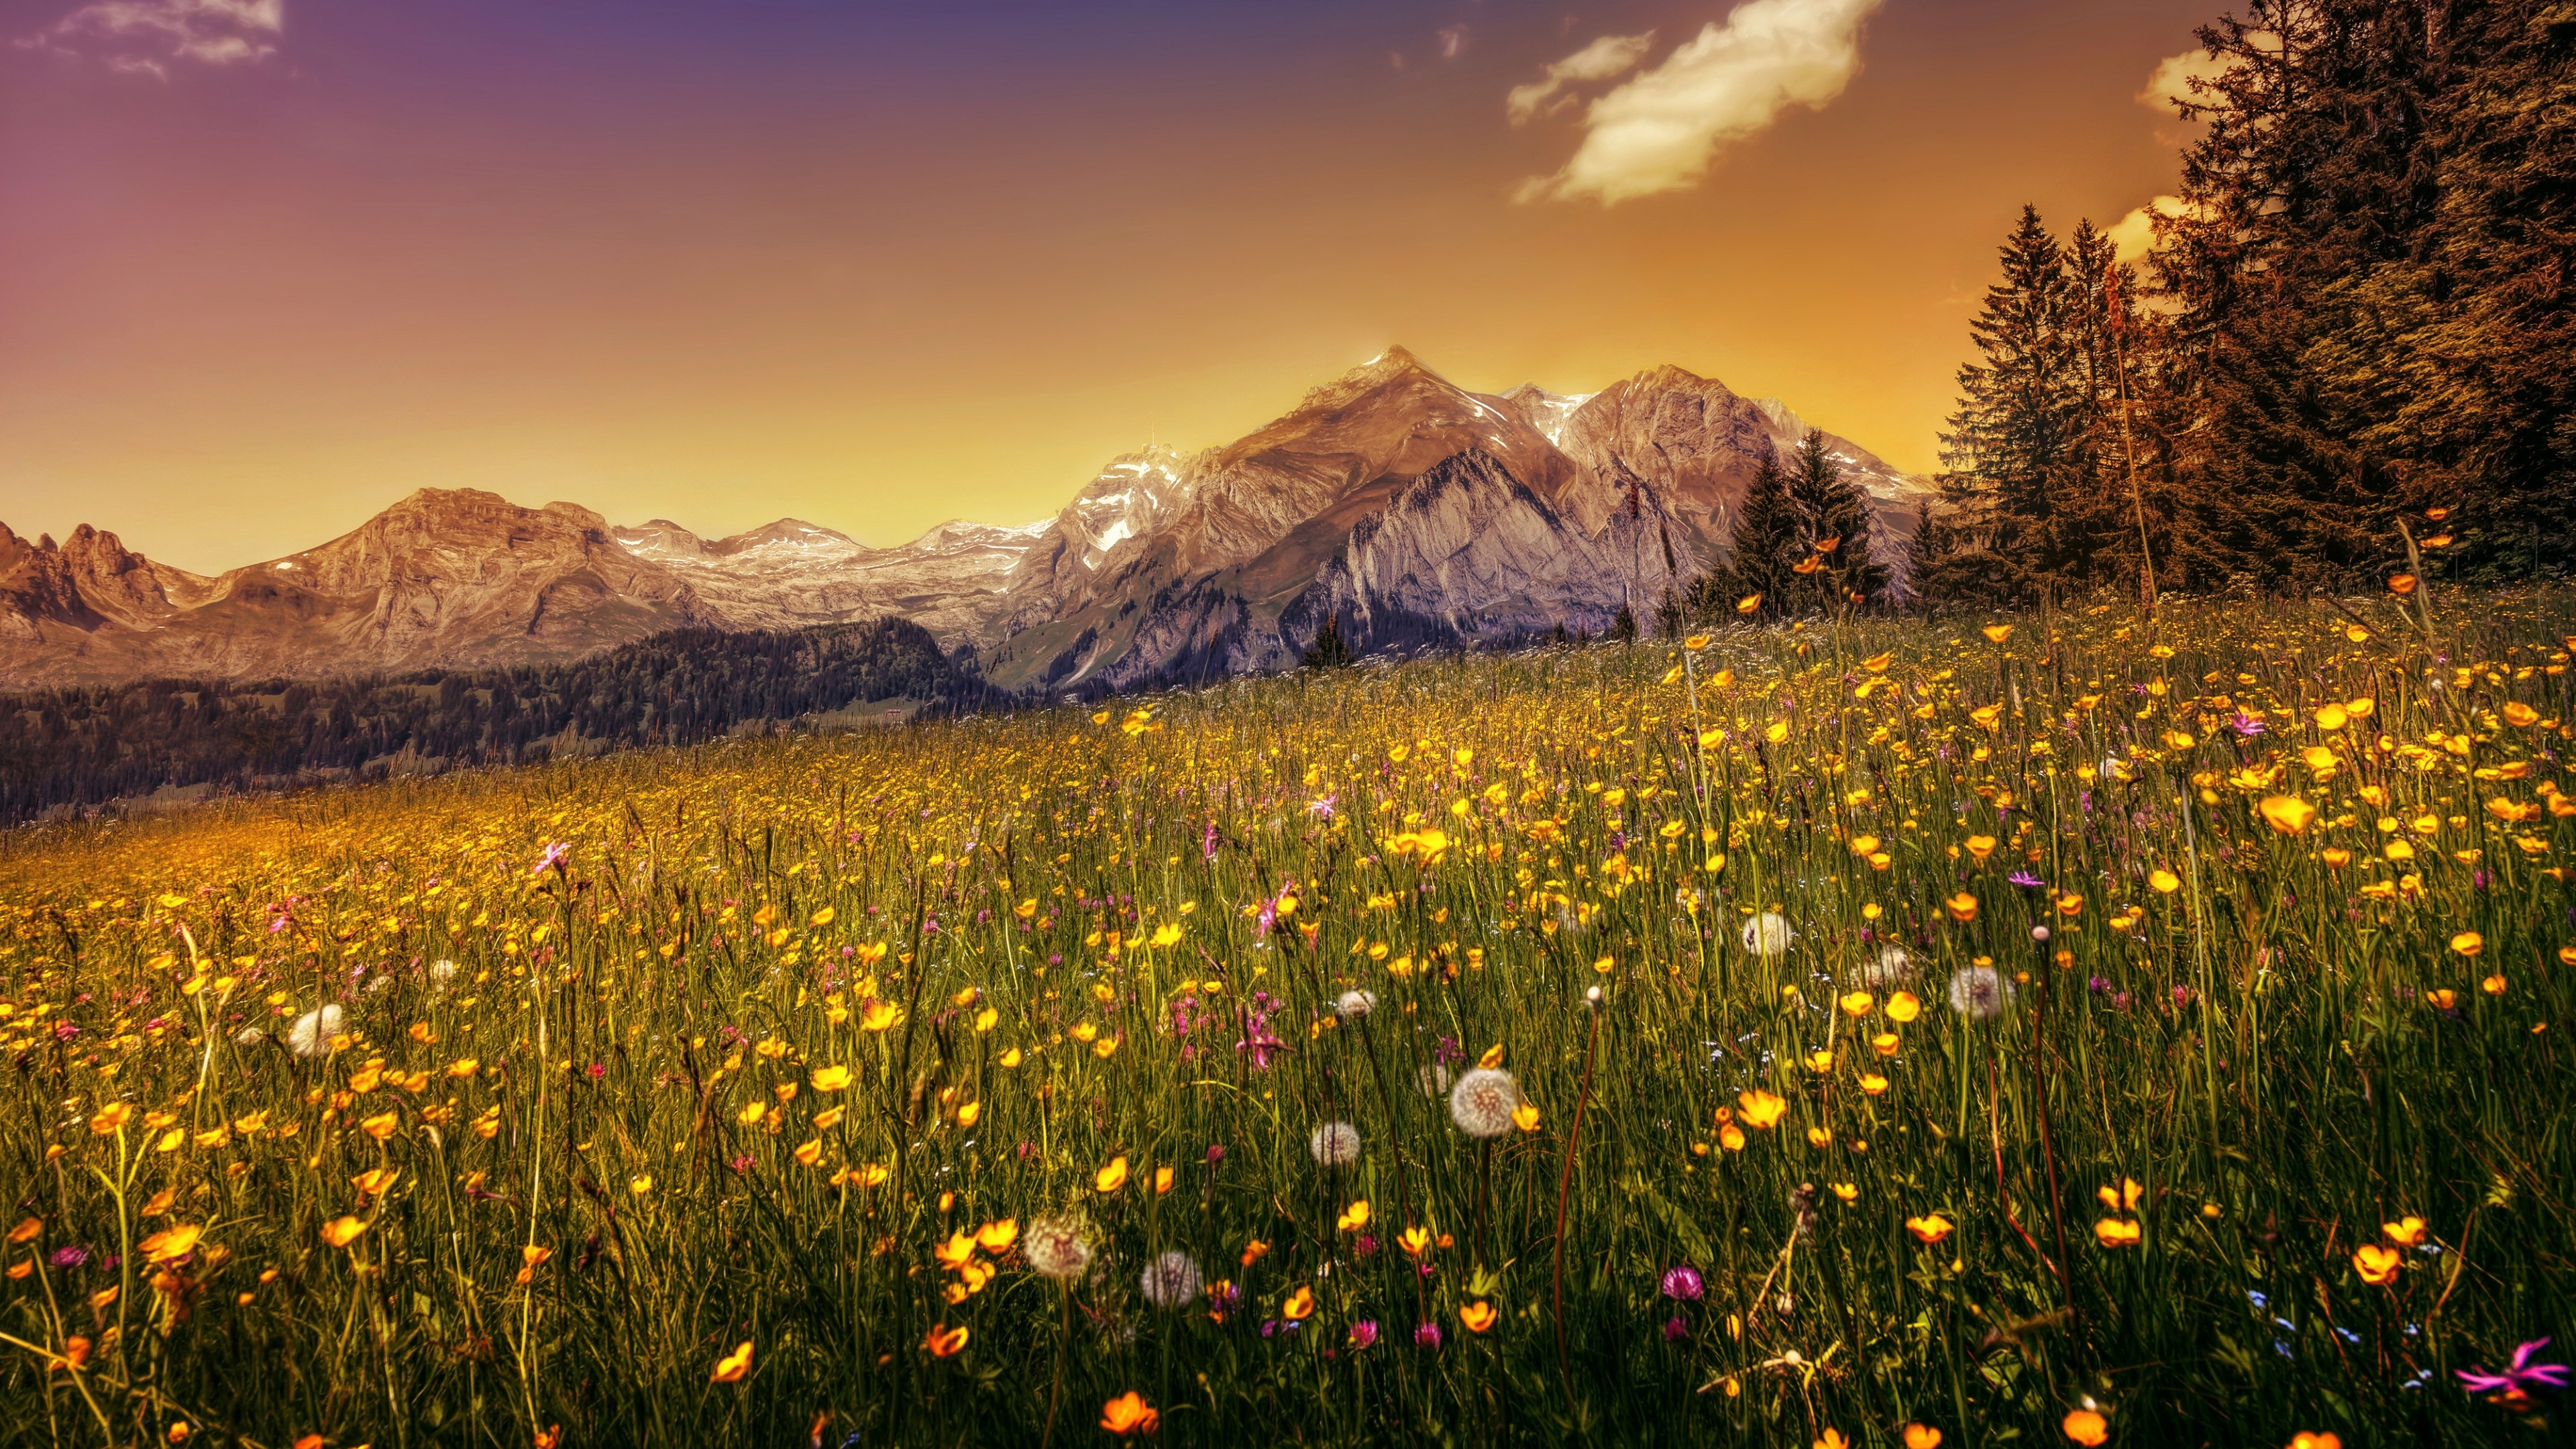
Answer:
[
  {"left": 1815, "top": 1431, "right": 1850, "bottom": 1449},
  {"left": 922, "top": 1323, "right": 969, "bottom": 1357},
  {"left": 1240, "top": 1239, "right": 1269, "bottom": 1269},
  {"left": 2258, "top": 796, "right": 2315, "bottom": 835},
  {"left": 975, "top": 1218, "right": 1018, "bottom": 1252},
  {"left": 1095, "top": 1155, "right": 1130, "bottom": 1193},
  {"left": 319, "top": 1216, "right": 367, "bottom": 1248},
  {"left": 2289, "top": 1434, "right": 2342, "bottom": 1449},
  {"left": 710, "top": 1340, "right": 753, "bottom": 1383},
  {"left": 1099, "top": 1391, "right": 1160, "bottom": 1436},
  {"left": 2353, "top": 1243, "right": 2402, "bottom": 1285},
  {"left": 1903, "top": 1428, "right": 1943, "bottom": 1449},
  {"left": 1945, "top": 892, "right": 1979, "bottom": 924},
  {"left": 1907, "top": 1214, "right": 1953, "bottom": 1245},
  {"left": 1884, "top": 991, "right": 1921, "bottom": 1024},
  {"left": 2381, "top": 1216, "right": 2426, "bottom": 1247},
  {"left": 1459, "top": 1299, "right": 1498, "bottom": 1334},
  {"left": 2061, "top": 1409, "right": 2109, "bottom": 1445},
  {"left": 1282, "top": 1285, "right": 1315, "bottom": 1321}
]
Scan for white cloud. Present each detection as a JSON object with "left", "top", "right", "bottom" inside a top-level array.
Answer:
[
  {"left": 2105, "top": 194, "right": 2213, "bottom": 263},
  {"left": 1437, "top": 24, "right": 1470, "bottom": 60},
  {"left": 1516, "top": 0, "right": 1883, "bottom": 205},
  {"left": 19, "top": 0, "right": 284, "bottom": 77},
  {"left": 2138, "top": 48, "right": 2229, "bottom": 113},
  {"left": 1507, "top": 32, "right": 1657, "bottom": 125}
]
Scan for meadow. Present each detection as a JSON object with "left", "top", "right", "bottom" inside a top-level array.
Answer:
[{"left": 2, "top": 590, "right": 2571, "bottom": 1448}]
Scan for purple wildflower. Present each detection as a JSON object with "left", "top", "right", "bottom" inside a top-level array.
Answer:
[
  {"left": 1660, "top": 1265, "right": 1705, "bottom": 1301},
  {"left": 1202, "top": 822, "right": 1221, "bottom": 863},
  {"left": 2459, "top": 1339, "right": 2569, "bottom": 1397},
  {"left": 1414, "top": 1323, "right": 1443, "bottom": 1349},
  {"left": 2008, "top": 870, "right": 2046, "bottom": 890},
  {"left": 532, "top": 841, "right": 570, "bottom": 875},
  {"left": 1664, "top": 1316, "right": 1690, "bottom": 1342},
  {"left": 2228, "top": 709, "right": 2265, "bottom": 738},
  {"left": 1348, "top": 1320, "right": 1380, "bottom": 1349}
]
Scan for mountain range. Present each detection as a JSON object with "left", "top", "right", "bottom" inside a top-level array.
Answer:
[{"left": 1, "top": 349, "right": 1928, "bottom": 691}]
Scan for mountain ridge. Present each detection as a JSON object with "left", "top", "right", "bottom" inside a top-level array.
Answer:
[{"left": 1, "top": 350, "right": 1928, "bottom": 689}]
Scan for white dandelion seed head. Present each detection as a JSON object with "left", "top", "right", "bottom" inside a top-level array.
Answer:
[
  {"left": 1862, "top": 945, "right": 1912, "bottom": 989},
  {"left": 1448, "top": 1067, "right": 1521, "bottom": 1139},
  {"left": 287, "top": 1004, "right": 344, "bottom": 1059},
  {"left": 1741, "top": 912, "right": 1795, "bottom": 960},
  {"left": 1947, "top": 966, "right": 2013, "bottom": 1021},
  {"left": 1139, "top": 1250, "right": 1203, "bottom": 1309},
  {"left": 429, "top": 959, "right": 460, "bottom": 985},
  {"left": 1024, "top": 1214, "right": 1094, "bottom": 1281},
  {"left": 1309, "top": 1120, "right": 1362, "bottom": 1167},
  {"left": 1336, "top": 989, "right": 1378, "bottom": 1020},
  {"left": 1416, "top": 1064, "right": 1452, "bottom": 1097}
]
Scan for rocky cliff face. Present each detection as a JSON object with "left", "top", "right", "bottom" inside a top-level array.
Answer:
[
  {"left": 971, "top": 350, "right": 1925, "bottom": 694},
  {"left": 3, "top": 348, "right": 1925, "bottom": 690}
]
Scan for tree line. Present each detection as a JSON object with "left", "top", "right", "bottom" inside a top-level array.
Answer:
[
  {"left": 0, "top": 618, "right": 973, "bottom": 823},
  {"left": 1915, "top": 0, "right": 2571, "bottom": 608}
]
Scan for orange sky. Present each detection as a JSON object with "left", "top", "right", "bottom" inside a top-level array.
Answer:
[{"left": 0, "top": 0, "right": 2215, "bottom": 572}]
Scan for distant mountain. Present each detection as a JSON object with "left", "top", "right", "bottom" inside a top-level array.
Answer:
[
  {"left": 971, "top": 347, "right": 1929, "bottom": 693},
  {"left": 1, "top": 348, "right": 1925, "bottom": 689}
]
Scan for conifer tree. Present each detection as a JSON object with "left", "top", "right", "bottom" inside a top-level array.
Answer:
[
  {"left": 1725, "top": 441, "right": 1806, "bottom": 619},
  {"left": 1789, "top": 429, "right": 1889, "bottom": 607}
]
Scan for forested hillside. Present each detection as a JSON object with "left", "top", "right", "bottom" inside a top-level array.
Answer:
[{"left": 0, "top": 618, "right": 971, "bottom": 822}]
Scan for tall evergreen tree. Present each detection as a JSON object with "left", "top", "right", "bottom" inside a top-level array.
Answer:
[
  {"left": 1724, "top": 441, "right": 1807, "bottom": 619},
  {"left": 1789, "top": 429, "right": 1890, "bottom": 607}
]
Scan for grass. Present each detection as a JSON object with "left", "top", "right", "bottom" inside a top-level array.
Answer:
[{"left": 1, "top": 589, "right": 2571, "bottom": 1448}]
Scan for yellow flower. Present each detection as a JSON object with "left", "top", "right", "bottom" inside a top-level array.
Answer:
[
  {"left": 2450, "top": 932, "right": 2483, "bottom": 958},
  {"left": 1718, "top": 1122, "right": 1747, "bottom": 1152},
  {"left": 2502, "top": 701, "right": 2539, "bottom": 728},
  {"left": 2092, "top": 1218, "right": 2141, "bottom": 1248},
  {"left": 1907, "top": 1214, "right": 1953, "bottom": 1244},
  {"left": 810, "top": 1065, "right": 851, "bottom": 1092},
  {"left": 629, "top": 1175, "right": 653, "bottom": 1195},
  {"left": 1095, "top": 1155, "right": 1130, "bottom": 1193},
  {"left": 2259, "top": 796, "right": 2315, "bottom": 834},
  {"left": 1283, "top": 1285, "right": 1315, "bottom": 1320},
  {"left": 1839, "top": 991, "right": 1874, "bottom": 1018},
  {"left": 1884, "top": 991, "right": 1920, "bottom": 1024},
  {"left": 2061, "top": 1409, "right": 2108, "bottom": 1446},
  {"left": 922, "top": 1324, "right": 969, "bottom": 1358},
  {"left": 1337, "top": 1200, "right": 1371, "bottom": 1232},
  {"left": 90, "top": 1103, "right": 134, "bottom": 1136},
  {"left": 138, "top": 1224, "right": 202, "bottom": 1265},
  {"left": 1982, "top": 625, "right": 2013, "bottom": 643},
  {"left": 320, "top": 1216, "right": 367, "bottom": 1248},
  {"left": 1511, "top": 1102, "right": 1542, "bottom": 1132},
  {"left": 1858, "top": 1073, "right": 1889, "bottom": 1096},
  {"left": 1828, "top": 1182, "right": 1858, "bottom": 1203},
  {"left": 792, "top": 1138, "right": 822, "bottom": 1167},
  {"left": 710, "top": 1340, "right": 753, "bottom": 1383},
  {"left": 2353, "top": 1243, "right": 2402, "bottom": 1285},
  {"left": 1458, "top": 1299, "right": 1497, "bottom": 1333},
  {"left": 1945, "top": 892, "right": 1979, "bottom": 924},
  {"left": 2382, "top": 1216, "right": 2427, "bottom": 1246},
  {"left": 1736, "top": 1089, "right": 1788, "bottom": 1130},
  {"left": 1904, "top": 1427, "right": 1945, "bottom": 1449},
  {"left": 860, "top": 1000, "right": 902, "bottom": 1032},
  {"left": 2289, "top": 1435, "right": 2342, "bottom": 1449}
]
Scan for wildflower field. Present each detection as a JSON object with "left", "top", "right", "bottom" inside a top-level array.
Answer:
[{"left": 3, "top": 592, "right": 2573, "bottom": 1448}]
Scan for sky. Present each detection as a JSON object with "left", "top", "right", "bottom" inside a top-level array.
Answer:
[{"left": 1, "top": 0, "right": 2220, "bottom": 573}]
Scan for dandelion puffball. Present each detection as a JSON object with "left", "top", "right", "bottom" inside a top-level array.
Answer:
[
  {"left": 1448, "top": 1067, "right": 1521, "bottom": 1138},
  {"left": 1023, "top": 1215, "right": 1094, "bottom": 1281},
  {"left": 1862, "top": 946, "right": 1911, "bottom": 988},
  {"left": 1336, "top": 989, "right": 1377, "bottom": 1020},
  {"left": 287, "top": 1004, "right": 344, "bottom": 1059},
  {"left": 1309, "top": 1121, "right": 1362, "bottom": 1167},
  {"left": 1138, "top": 1250, "right": 1203, "bottom": 1309},
  {"left": 1947, "top": 966, "right": 2012, "bottom": 1021},
  {"left": 1740, "top": 912, "right": 1794, "bottom": 960},
  {"left": 429, "top": 959, "right": 460, "bottom": 985}
]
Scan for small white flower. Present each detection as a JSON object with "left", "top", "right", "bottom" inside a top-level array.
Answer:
[
  {"left": 287, "top": 1004, "right": 344, "bottom": 1059},
  {"left": 1024, "top": 1214, "right": 1094, "bottom": 1281},
  {"left": 1741, "top": 912, "right": 1795, "bottom": 960},
  {"left": 1947, "top": 965, "right": 2012, "bottom": 1021},
  {"left": 1336, "top": 989, "right": 1378, "bottom": 1020},
  {"left": 429, "top": 959, "right": 460, "bottom": 987},
  {"left": 366, "top": 975, "right": 396, "bottom": 994},
  {"left": 1448, "top": 1067, "right": 1520, "bottom": 1138},
  {"left": 1138, "top": 1250, "right": 1203, "bottom": 1308},
  {"left": 234, "top": 1026, "right": 267, "bottom": 1047},
  {"left": 1862, "top": 945, "right": 1911, "bottom": 989},
  {"left": 1309, "top": 1120, "right": 1362, "bottom": 1167}
]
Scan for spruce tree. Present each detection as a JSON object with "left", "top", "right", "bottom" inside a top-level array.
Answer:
[
  {"left": 1301, "top": 613, "right": 1352, "bottom": 669},
  {"left": 1725, "top": 441, "right": 1806, "bottom": 620},
  {"left": 1789, "top": 429, "right": 1890, "bottom": 607}
]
